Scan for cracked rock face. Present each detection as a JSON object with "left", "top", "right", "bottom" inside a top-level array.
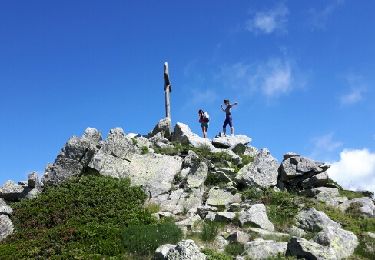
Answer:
[
  {"left": 211, "top": 135, "right": 251, "bottom": 149},
  {"left": 44, "top": 127, "right": 102, "bottom": 185},
  {"left": 239, "top": 204, "right": 275, "bottom": 231},
  {"left": 0, "top": 215, "right": 14, "bottom": 242},
  {"left": 236, "top": 148, "right": 279, "bottom": 188},
  {"left": 278, "top": 154, "right": 330, "bottom": 190},
  {"left": 296, "top": 208, "right": 358, "bottom": 259},
  {"left": 244, "top": 239, "right": 287, "bottom": 259},
  {"left": 154, "top": 240, "right": 206, "bottom": 260},
  {"left": 0, "top": 199, "right": 12, "bottom": 215},
  {"left": 287, "top": 237, "right": 337, "bottom": 260},
  {"left": 171, "top": 122, "right": 213, "bottom": 149}
]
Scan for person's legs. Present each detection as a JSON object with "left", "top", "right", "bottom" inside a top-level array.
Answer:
[
  {"left": 223, "top": 119, "right": 229, "bottom": 136},
  {"left": 228, "top": 116, "right": 234, "bottom": 135}
]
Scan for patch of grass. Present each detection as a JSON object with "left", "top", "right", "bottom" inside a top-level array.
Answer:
[
  {"left": 141, "top": 146, "right": 149, "bottom": 154},
  {"left": 224, "top": 242, "right": 244, "bottom": 256},
  {"left": 240, "top": 154, "right": 254, "bottom": 166},
  {"left": 202, "top": 248, "right": 232, "bottom": 260},
  {"left": 353, "top": 234, "right": 375, "bottom": 259},
  {"left": 154, "top": 142, "right": 191, "bottom": 156},
  {"left": 339, "top": 189, "right": 364, "bottom": 200},
  {"left": 200, "top": 221, "right": 221, "bottom": 242},
  {"left": 145, "top": 202, "right": 160, "bottom": 214},
  {"left": 122, "top": 221, "right": 182, "bottom": 256},
  {"left": 0, "top": 175, "right": 157, "bottom": 258}
]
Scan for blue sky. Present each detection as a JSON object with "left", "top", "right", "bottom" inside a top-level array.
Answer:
[{"left": 1, "top": 1, "right": 374, "bottom": 192}]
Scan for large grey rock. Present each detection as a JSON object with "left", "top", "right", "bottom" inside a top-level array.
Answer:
[
  {"left": 0, "top": 199, "right": 12, "bottom": 215},
  {"left": 213, "top": 235, "right": 229, "bottom": 252},
  {"left": 239, "top": 204, "right": 274, "bottom": 231},
  {"left": 236, "top": 148, "right": 279, "bottom": 188},
  {"left": 303, "top": 187, "right": 347, "bottom": 207},
  {"left": 339, "top": 197, "right": 375, "bottom": 217},
  {"left": 315, "top": 225, "right": 358, "bottom": 259},
  {"left": 172, "top": 122, "right": 213, "bottom": 149},
  {"left": 44, "top": 127, "right": 102, "bottom": 185},
  {"left": 244, "top": 239, "right": 287, "bottom": 259},
  {"left": 227, "top": 230, "right": 250, "bottom": 244},
  {"left": 0, "top": 215, "right": 13, "bottom": 241},
  {"left": 157, "top": 188, "right": 204, "bottom": 215},
  {"left": 205, "top": 211, "right": 236, "bottom": 223},
  {"left": 206, "top": 187, "right": 241, "bottom": 207},
  {"left": 186, "top": 162, "right": 208, "bottom": 189},
  {"left": 296, "top": 208, "right": 358, "bottom": 259},
  {"left": 296, "top": 208, "right": 340, "bottom": 232},
  {"left": 211, "top": 135, "right": 251, "bottom": 149},
  {"left": 149, "top": 117, "right": 172, "bottom": 139},
  {"left": 90, "top": 152, "right": 182, "bottom": 198},
  {"left": 278, "top": 154, "right": 330, "bottom": 190},
  {"left": 154, "top": 240, "right": 206, "bottom": 260},
  {"left": 287, "top": 237, "right": 337, "bottom": 260},
  {"left": 0, "top": 180, "right": 29, "bottom": 201}
]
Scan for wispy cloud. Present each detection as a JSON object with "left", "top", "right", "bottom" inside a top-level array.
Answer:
[
  {"left": 217, "top": 57, "right": 300, "bottom": 99},
  {"left": 246, "top": 4, "right": 289, "bottom": 34},
  {"left": 327, "top": 148, "right": 375, "bottom": 193},
  {"left": 339, "top": 74, "right": 367, "bottom": 106},
  {"left": 310, "top": 133, "right": 343, "bottom": 161},
  {"left": 309, "top": 0, "right": 345, "bottom": 30}
]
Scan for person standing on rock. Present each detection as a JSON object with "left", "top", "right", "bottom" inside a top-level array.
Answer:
[
  {"left": 221, "top": 99, "right": 238, "bottom": 136},
  {"left": 198, "top": 109, "right": 209, "bottom": 138}
]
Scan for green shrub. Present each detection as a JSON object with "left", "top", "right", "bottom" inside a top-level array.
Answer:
[
  {"left": 200, "top": 221, "right": 220, "bottom": 242},
  {"left": 0, "top": 175, "right": 156, "bottom": 258},
  {"left": 141, "top": 146, "right": 149, "bottom": 154},
  {"left": 354, "top": 234, "right": 375, "bottom": 259},
  {"left": 339, "top": 189, "right": 364, "bottom": 200},
  {"left": 202, "top": 248, "right": 232, "bottom": 260},
  {"left": 122, "top": 221, "right": 182, "bottom": 255},
  {"left": 224, "top": 242, "right": 244, "bottom": 256}
]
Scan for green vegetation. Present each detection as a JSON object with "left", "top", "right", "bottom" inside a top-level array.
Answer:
[
  {"left": 339, "top": 189, "right": 364, "bottom": 200},
  {"left": 141, "top": 146, "right": 149, "bottom": 154},
  {"left": 153, "top": 142, "right": 191, "bottom": 156},
  {"left": 200, "top": 221, "right": 221, "bottom": 242},
  {"left": 123, "top": 221, "right": 182, "bottom": 255},
  {"left": 242, "top": 188, "right": 299, "bottom": 231},
  {"left": 224, "top": 242, "right": 244, "bottom": 256},
  {"left": 202, "top": 248, "right": 232, "bottom": 260},
  {"left": 0, "top": 175, "right": 182, "bottom": 259}
]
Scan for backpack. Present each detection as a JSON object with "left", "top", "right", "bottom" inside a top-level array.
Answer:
[{"left": 203, "top": 112, "right": 210, "bottom": 123}]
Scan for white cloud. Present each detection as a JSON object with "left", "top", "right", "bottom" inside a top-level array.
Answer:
[
  {"left": 327, "top": 148, "right": 375, "bottom": 193},
  {"left": 340, "top": 89, "right": 363, "bottom": 105},
  {"left": 246, "top": 4, "right": 289, "bottom": 34},
  {"left": 309, "top": 0, "right": 345, "bottom": 30},
  {"left": 339, "top": 74, "right": 367, "bottom": 106},
  {"left": 218, "top": 57, "right": 297, "bottom": 98},
  {"left": 310, "top": 133, "right": 343, "bottom": 161}
]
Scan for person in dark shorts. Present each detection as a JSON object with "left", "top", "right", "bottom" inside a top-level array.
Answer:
[
  {"left": 198, "top": 109, "right": 209, "bottom": 138},
  {"left": 221, "top": 99, "right": 238, "bottom": 136}
]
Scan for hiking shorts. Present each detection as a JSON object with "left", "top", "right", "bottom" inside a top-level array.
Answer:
[
  {"left": 223, "top": 115, "right": 233, "bottom": 128},
  {"left": 201, "top": 122, "right": 209, "bottom": 129}
]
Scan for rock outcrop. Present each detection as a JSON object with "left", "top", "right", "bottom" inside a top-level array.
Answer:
[
  {"left": 154, "top": 240, "right": 206, "bottom": 260},
  {"left": 295, "top": 208, "right": 358, "bottom": 259},
  {"left": 244, "top": 238, "right": 287, "bottom": 259},
  {"left": 44, "top": 128, "right": 102, "bottom": 185},
  {"left": 278, "top": 153, "right": 330, "bottom": 191},
  {"left": 236, "top": 148, "right": 279, "bottom": 188}
]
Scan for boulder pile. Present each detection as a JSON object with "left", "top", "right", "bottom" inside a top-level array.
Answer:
[{"left": 1, "top": 118, "right": 374, "bottom": 258}]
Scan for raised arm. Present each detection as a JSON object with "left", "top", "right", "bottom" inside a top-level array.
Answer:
[{"left": 220, "top": 104, "right": 225, "bottom": 112}]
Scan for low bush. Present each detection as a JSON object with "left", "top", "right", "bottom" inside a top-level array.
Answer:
[
  {"left": 122, "top": 221, "right": 182, "bottom": 256},
  {"left": 0, "top": 175, "right": 157, "bottom": 258},
  {"left": 200, "top": 221, "right": 220, "bottom": 242},
  {"left": 202, "top": 248, "right": 231, "bottom": 260},
  {"left": 224, "top": 242, "right": 244, "bottom": 256}
]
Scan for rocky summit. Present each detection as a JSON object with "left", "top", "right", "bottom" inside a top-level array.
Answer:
[{"left": 0, "top": 118, "right": 374, "bottom": 259}]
